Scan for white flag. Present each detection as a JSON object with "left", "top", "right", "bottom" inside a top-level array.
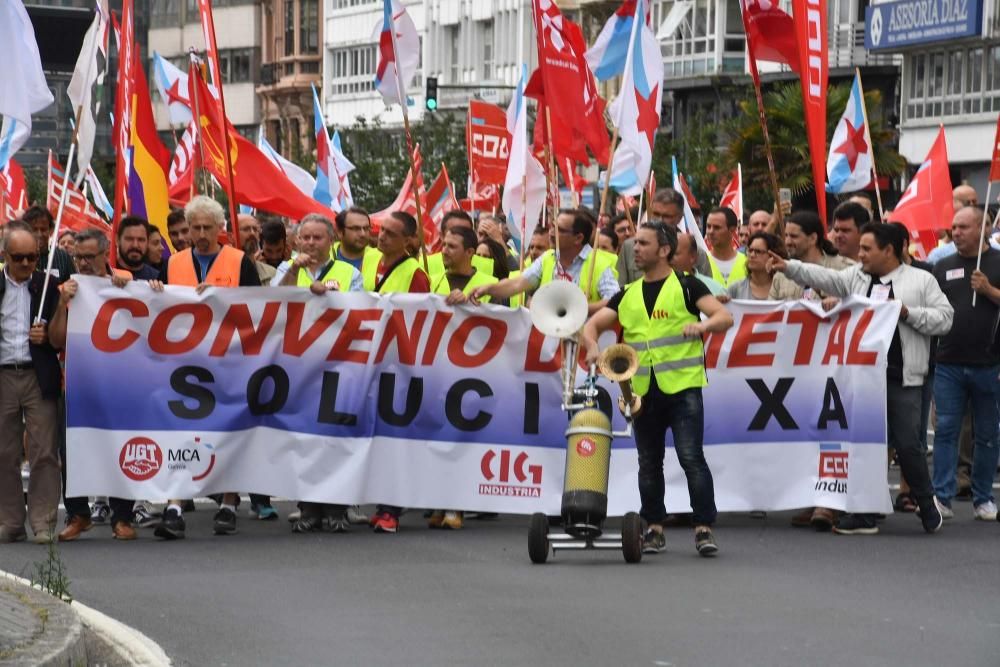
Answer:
[
  {"left": 0, "top": 0, "right": 54, "bottom": 168},
  {"left": 67, "top": 2, "right": 108, "bottom": 186},
  {"left": 257, "top": 127, "right": 318, "bottom": 200},
  {"left": 502, "top": 65, "right": 546, "bottom": 246}
]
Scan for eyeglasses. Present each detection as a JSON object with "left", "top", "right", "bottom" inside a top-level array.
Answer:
[
  {"left": 7, "top": 253, "right": 38, "bottom": 264},
  {"left": 74, "top": 252, "right": 105, "bottom": 262}
]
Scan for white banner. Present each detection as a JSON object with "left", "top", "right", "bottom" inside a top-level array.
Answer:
[{"left": 66, "top": 276, "right": 896, "bottom": 515}]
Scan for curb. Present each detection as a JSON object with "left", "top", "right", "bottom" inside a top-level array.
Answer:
[
  {"left": 0, "top": 574, "right": 85, "bottom": 666},
  {"left": 0, "top": 570, "right": 171, "bottom": 667}
]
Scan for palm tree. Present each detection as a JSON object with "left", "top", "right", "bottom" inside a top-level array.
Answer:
[{"left": 729, "top": 81, "right": 905, "bottom": 213}]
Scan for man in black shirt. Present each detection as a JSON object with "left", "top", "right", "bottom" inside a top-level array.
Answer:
[
  {"left": 116, "top": 216, "right": 161, "bottom": 280},
  {"left": 582, "top": 222, "right": 733, "bottom": 557},
  {"left": 931, "top": 205, "right": 1000, "bottom": 521},
  {"left": 22, "top": 206, "right": 74, "bottom": 285}
]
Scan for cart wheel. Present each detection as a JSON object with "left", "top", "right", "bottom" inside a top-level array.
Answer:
[
  {"left": 622, "top": 512, "right": 643, "bottom": 564},
  {"left": 528, "top": 513, "right": 550, "bottom": 564}
]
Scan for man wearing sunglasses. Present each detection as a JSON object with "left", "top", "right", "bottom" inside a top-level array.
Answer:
[{"left": 0, "top": 222, "right": 69, "bottom": 544}]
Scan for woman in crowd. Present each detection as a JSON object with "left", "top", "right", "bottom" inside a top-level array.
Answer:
[
  {"left": 476, "top": 237, "right": 511, "bottom": 281},
  {"left": 725, "top": 231, "right": 786, "bottom": 301},
  {"left": 57, "top": 229, "right": 76, "bottom": 257},
  {"left": 597, "top": 224, "right": 619, "bottom": 254}
]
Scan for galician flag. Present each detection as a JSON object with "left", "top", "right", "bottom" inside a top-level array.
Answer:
[
  {"left": 67, "top": 1, "right": 109, "bottom": 186},
  {"left": 374, "top": 0, "right": 419, "bottom": 107},
  {"left": 0, "top": 0, "right": 55, "bottom": 169},
  {"left": 311, "top": 84, "right": 354, "bottom": 212},
  {"left": 606, "top": 0, "right": 662, "bottom": 196},
  {"left": 257, "top": 126, "right": 316, "bottom": 200},
  {"left": 584, "top": 0, "right": 650, "bottom": 81},
  {"left": 672, "top": 156, "right": 709, "bottom": 254},
  {"left": 502, "top": 65, "right": 546, "bottom": 246},
  {"left": 826, "top": 72, "right": 873, "bottom": 194}
]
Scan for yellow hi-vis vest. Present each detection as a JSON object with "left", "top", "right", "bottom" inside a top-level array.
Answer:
[
  {"left": 425, "top": 252, "right": 494, "bottom": 281},
  {"left": 538, "top": 248, "right": 619, "bottom": 303},
  {"left": 295, "top": 259, "right": 356, "bottom": 291},
  {"left": 509, "top": 270, "right": 524, "bottom": 308},
  {"left": 377, "top": 256, "right": 425, "bottom": 294},
  {"left": 431, "top": 268, "right": 497, "bottom": 303},
  {"left": 707, "top": 252, "right": 748, "bottom": 287},
  {"left": 618, "top": 272, "right": 706, "bottom": 396},
  {"left": 332, "top": 243, "right": 382, "bottom": 291}
]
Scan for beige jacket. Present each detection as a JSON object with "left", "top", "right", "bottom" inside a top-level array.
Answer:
[{"left": 769, "top": 253, "right": 854, "bottom": 301}]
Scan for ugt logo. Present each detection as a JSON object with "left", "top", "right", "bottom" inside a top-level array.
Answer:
[{"left": 818, "top": 443, "right": 848, "bottom": 479}]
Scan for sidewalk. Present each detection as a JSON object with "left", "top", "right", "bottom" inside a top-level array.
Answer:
[{"left": 0, "top": 577, "right": 86, "bottom": 666}]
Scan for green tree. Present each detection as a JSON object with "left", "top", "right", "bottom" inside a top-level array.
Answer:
[{"left": 729, "top": 81, "right": 905, "bottom": 213}]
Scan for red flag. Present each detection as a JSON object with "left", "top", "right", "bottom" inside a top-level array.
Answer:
[
  {"left": 1, "top": 159, "right": 27, "bottom": 220},
  {"left": 467, "top": 101, "right": 511, "bottom": 186},
  {"left": 990, "top": 114, "right": 1000, "bottom": 182},
  {"left": 719, "top": 170, "right": 742, "bottom": 220},
  {"left": 197, "top": 0, "right": 223, "bottom": 88},
  {"left": 741, "top": 0, "right": 800, "bottom": 75},
  {"left": 888, "top": 127, "right": 952, "bottom": 256},
  {"left": 527, "top": 0, "right": 609, "bottom": 165},
  {"left": 111, "top": 1, "right": 134, "bottom": 228},
  {"left": 791, "top": 0, "right": 828, "bottom": 226},
  {"left": 188, "top": 70, "right": 337, "bottom": 222},
  {"left": 460, "top": 183, "right": 500, "bottom": 212},
  {"left": 678, "top": 173, "right": 700, "bottom": 211},
  {"left": 48, "top": 152, "right": 112, "bottom": 236}
]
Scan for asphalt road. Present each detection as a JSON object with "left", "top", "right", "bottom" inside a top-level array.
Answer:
[{"left": 1, "top": 500, "right": 998, "bottom": 667}]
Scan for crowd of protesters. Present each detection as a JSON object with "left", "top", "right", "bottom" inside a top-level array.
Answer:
[{"left": 1, "top": 181, "right": 997, "bottom": 547}]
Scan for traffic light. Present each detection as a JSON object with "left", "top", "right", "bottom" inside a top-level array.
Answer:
[{"left": 425, "top": 76, "right": 438, "bottom": 111}]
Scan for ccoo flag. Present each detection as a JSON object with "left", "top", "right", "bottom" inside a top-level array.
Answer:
[
  {"left": 606, "top": 0, "right": 662, "bottom": 197},
  {"left": 826, "top": 72, "right": 872, "bottom": 194},
  {"left": 502, "top": 65, "right": 546, "bottom": 247},
  {"left": 374, "top": 0, "right": 419, "bottom": 107}
]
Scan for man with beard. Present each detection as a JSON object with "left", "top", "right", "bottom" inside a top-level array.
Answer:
[
  {"left": 333, "top": 207, "right": 382, "bottom": 291},
  {"left": 166, "top": 209, "right": 191, "bottom": 252},
  {"left": 116, "top": 217, "right": 160, "bottom": 280},
  {"left": 237, "top": 213, "right": 277, "bottom": 285},
  {"left": 260, "top": 220, "right": 291, "bottom": 268}
]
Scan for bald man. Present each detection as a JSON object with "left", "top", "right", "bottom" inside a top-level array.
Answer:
[
  {"left": 926, "top": 185, "right": 998, "bottom": 264},
  {"left": 747, "top": 210, "right": 770, "bottom": 235}
]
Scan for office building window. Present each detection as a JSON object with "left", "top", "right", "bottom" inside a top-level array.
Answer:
[
  {"left": 329, "top": 45, "right": 377, "bottom": 96},
  {"left": 219, "top": 48, "right": 256, "bottom": 83},
  {"left": 906, "top": 44, "right": 1000, "bottom": 120},
  {"left": 284, "top": 0, "right": 296, "bottom": 57},
  {"left": 333, "top": 0, "right": 377, "bottom": 7},
  {"left": 151, "top": 0, "right": 180, "bottom": 27},
  {"left": 301, "top": 0, "right": 319, "bottom": 55},
  {"left": 481, "top": 20, "right": 494, "bottom": 80}
]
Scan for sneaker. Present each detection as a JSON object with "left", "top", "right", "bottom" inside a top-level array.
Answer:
[
  {"left": 251, "top": 504, "right": 279, "bottom": 521},
  {"left": 132, "top": 503, "right": 160, "bottom": 529},
  {"left": 346, "top": 505, "right": 369, "bottom": 525},
  {"left": 327, "top": 516, "right": 350, "bottom": 533},
  {"left": 371, "top": 511, "right": 398, "bottom": 533},
  {"left": 695, "top": 529, "right": 719, "bottom": 556},
  {"left": 921, "top": 498, "right": 944, "bottom": 534},
  {"left": 154, "top": 508, "right": 186, "bottom": 540},
  {"left": 90, "top": 500, "right": 111, "bottom": 524},
  {"left": 934, "top": 499, "right": 954, "bottom": 520},
  {"left": 833, "top": 514, "right": 879, "bottom": 535},
  {"left": 292, "top": 516, "right": 323, "bottom": 533},
  {"left": 641, "top": 528, "right": 666, "bottom": 554},
  {"left": 441, "top": 511, "right": 464, "bottom": 530},
  {"left": 973, "top": 500, "right": 998, "bottom": 521},
  {"left": 287, "top": 510, "right": 302, "bottom": 523},
  {"left": 427, "top": 511, "right": 445, "bottom": 529},
  {"left": 213, "top": 507, "right": 238, "bottom": 535}
]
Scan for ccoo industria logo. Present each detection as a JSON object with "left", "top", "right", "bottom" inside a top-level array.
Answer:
[
  {"left": 815, "top": 443, "right": 848, "bottom": 493},
  {"left": 119, "top": 437, "right": 163, "bottom": 481}
]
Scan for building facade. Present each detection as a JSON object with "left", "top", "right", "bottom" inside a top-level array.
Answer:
[
  {"left": 257, "top": 0, "right": 323, "bottom": 157},
  {"left": 148, "top": 0, "right": 262, "bottom": 135},
  {"left": 866, "top": 0, "right": 999, "bottom": 196},
  {"left": 322, "top": 0, "right": 542, "bottom": 128}
]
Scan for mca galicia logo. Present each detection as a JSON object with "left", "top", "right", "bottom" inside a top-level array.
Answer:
[
  {"left": 166, "top": 436, "right": 217, "bottom": 481},
  {"left": 119, "top": 437, "right": 163, "bottom": 481}
]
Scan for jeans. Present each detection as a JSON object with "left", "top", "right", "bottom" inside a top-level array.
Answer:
[
  {"left": 633, "top": 386, "right": 716, "bottom": 526},
  {"left": 932, "top": 363, "right": 1000, "bottom": 507}
]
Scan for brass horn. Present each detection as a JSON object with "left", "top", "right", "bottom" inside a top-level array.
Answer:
[{"left": 598, "top": 343, "right": 642, "bottom": 418}]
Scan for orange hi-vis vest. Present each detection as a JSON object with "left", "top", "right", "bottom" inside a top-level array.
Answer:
[{"left": 167, "top": 246, "right": 244, "bottom": 287}]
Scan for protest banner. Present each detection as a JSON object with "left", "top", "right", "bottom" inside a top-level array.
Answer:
[{"left": 66, "top": 276, "right": 894, "bottom": 515}]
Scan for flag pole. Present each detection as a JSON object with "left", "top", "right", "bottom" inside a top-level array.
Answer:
[
  {"left": 973, "top": 180, "right": 994, "bottom": 307},
  {"left": 188, "top": 53, "right": 209, "bottom": 197},
  {"left": 545, "top": 107, "right": 559, "bottom": 224},
  {"left": 388, "top": 6, "right": 429, "bottom": 274},
  {"left": 591, "top": 0, "right": 643, "bottom": 298},
  {"left": 744, "top": 50, "right": 783, "bottom": 229},
  {"left": 737, "top": 163, "right": 744, "bottom": 224},
  {"left": 199, "top": 11, "right": 241, "bottom": 248},
  {"left": 855, "top": 68, "right": 885, "bottom": 222}
]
